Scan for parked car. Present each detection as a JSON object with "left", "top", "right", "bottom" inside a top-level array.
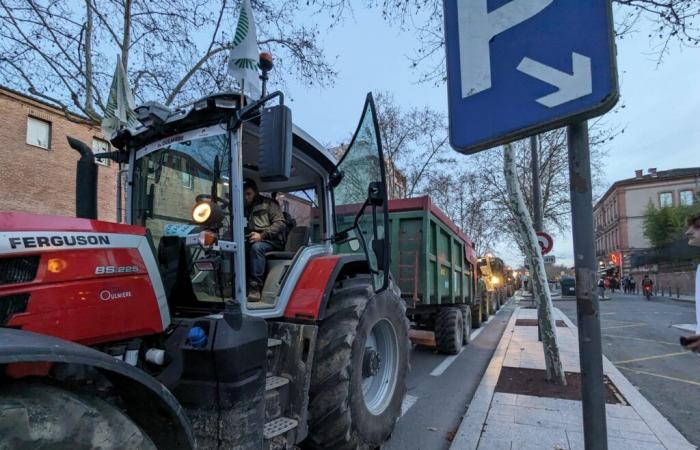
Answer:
[{"left": 560, "top": 275, "right": 576, "bottom": 296}]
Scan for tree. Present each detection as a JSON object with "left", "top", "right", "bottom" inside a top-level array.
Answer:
[
  {"left": 504, "top": 144, "right": 566, "bottom": 385},
  {"left": 643, "top": 201, "right": 700, "bottom": 247},
  {"left": 373, "top": 91, "right": 454, "bottom": 199},
  {"left": 0, "top": 0, "right": 338, "bottom": 122}
]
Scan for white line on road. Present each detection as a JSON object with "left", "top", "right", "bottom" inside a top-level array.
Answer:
[
  {"left": 401, "top": 394, "right": 418, "bottom": 416},
  {"left": 430, "top": 349, "right": 463, "bottom": 377}
]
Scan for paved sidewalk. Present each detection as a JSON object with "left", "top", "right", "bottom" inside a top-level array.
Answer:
[{"left": 449, "top": 306, "right": 695, "bottom": 450}]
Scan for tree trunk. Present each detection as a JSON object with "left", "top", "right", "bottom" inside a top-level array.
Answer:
[
  {"left": 121, "top": 0, "right": 131, "bottom": 70},
  {"left": 503, "top": 144, "right": 566, "bottom": 385},
  {"left": 83, "top": 0, "right": 98, "bottom": 120}
]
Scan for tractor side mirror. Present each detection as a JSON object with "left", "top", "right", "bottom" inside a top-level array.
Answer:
[{"left": 258, "top": 104, "right": 292, "bottom": 181}]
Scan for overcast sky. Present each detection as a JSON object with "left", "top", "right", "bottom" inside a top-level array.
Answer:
[{"left": 282, "top": 6, "right": 700, "bottom": 268}]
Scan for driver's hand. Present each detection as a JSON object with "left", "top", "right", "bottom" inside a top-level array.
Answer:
[{"left": 248, "top": 232, "right": 262, "bottom": 243}]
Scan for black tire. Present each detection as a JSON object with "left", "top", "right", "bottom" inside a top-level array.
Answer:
[
  {"left": 0, "top": 382, "right": 156, "bottom": 450},
  {"left": 306, "top": 275, "right": 409, "bottom": 450},
  {"left": 471, "top": 303, "right": 483, "bottom": 329},
  {"left": 435, "top": 307, "right": 463, "bottom": 355},
  {"left": 492, "top": 292, "right": 499, "bottom": 312},
  {"left": 481, "top": 293, "right": 490, "bottom": 322},
  {"left": 459, "top": 305, "right": 472, "bottom": 345}
]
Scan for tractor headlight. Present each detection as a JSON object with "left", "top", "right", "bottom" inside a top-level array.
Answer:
[
  {"left": 192, "top": 199, "right": 223, "bottom": 228},
  {"left": 491, "top": 276, "right": 500, "bottom": 285},
  {"left": 193, "top": 202, "right": 212, "bottom": 224}
]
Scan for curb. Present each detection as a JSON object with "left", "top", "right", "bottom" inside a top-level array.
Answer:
[
  {"left": 448, "top": 306, "right": 518, "bottom": 450},
  {"left": 557, "top": 311, "right": 696, "bottom": 450}
]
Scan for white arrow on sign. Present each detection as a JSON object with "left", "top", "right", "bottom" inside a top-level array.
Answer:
[{"left": 516, "top": 52, "right": 592, "bottom": 108}]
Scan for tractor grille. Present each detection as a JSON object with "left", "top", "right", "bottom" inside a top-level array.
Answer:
[
  {"left": 0, "top": 293, "right": 30, "bottom": 325},
  {"left": 0, "top": 256, "right": 40, "bottom": 285}
]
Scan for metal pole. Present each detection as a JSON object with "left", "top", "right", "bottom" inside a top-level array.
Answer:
[{"left": 567, "top": 121, "right": 608, "bottom": 450}]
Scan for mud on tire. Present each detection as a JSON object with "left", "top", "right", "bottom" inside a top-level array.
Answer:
[
  {"left": 306, "top": 275, "right": 410, "bottom": 450},
  {"left": 435, "top": 307, "right": 463, "bottom": 355},
  {"left": 0, "top": 382, "right": 156, "bottom": 450}
]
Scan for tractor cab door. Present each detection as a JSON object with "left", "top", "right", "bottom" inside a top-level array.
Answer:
[{"left": 331, "top": 93, "right": 390, "bottom": 292}]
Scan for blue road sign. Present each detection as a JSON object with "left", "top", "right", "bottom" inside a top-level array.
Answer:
[{"left": 444, "top": 0, "right": 618, "bottom": 154}]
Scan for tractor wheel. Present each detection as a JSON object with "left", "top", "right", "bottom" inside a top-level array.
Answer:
[
  {"left": 481, "top": 294, "right": 490, "bottom": 322},
  {"left": 435, "top": 307, "right": 463, "bottom": 355},
  {"left": 459, "top": 305, "right": 472, "bottom": 345},
  {"left": 0, "top": 382, "right": 156, "bottom": 450},
  {"left": 471, "top": 303, "right": 483, "bottom": 329},
  {"left": 492, "top": 292, "right": 499, "bottom": 312},
  {"left": 306, "top": 275, "right": 409, "bottom": 450}
]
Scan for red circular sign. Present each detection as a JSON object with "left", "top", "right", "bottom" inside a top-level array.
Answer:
[{"left": 536, "top": 232, "right": 554, "bottom": 255}]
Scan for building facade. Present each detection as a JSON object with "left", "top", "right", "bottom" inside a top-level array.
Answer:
[
  {"left": 0, "top": 87, "right": 119, "bottom": 222},
  {"left": 593, "top": 167, "right": 700, "bottom": 290}
]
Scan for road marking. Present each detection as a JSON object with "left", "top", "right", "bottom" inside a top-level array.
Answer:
[
  {"left": 601, "top": 312, "right": 617, "bottom": 316},
  {"left": 672, "top": 324, "right": 696, "bottom": 333},
  {"left": 618, "top": 367, "right": 700, "bottom": 387},
  {"left": 602, "top": 334, "right": 679, "bottom": 346},
  {"left": 601, "top": 323, "right": 646, "bottom": 330},
  {"left": 613, "top": 351, "right": 689, "bottom": 365},
  {"left": 430, "top": 348, "right": 464, "bottom": 377},
  {"left": 401, "top": 394, "right": 418, "bottom": 416},
  {"left": 470, "top": 327, "right": 485, "bottom": 341}
]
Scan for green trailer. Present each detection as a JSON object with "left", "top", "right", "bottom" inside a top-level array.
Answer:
[{"left": 386, "top": 197, "right": 480, "bottom": 354}]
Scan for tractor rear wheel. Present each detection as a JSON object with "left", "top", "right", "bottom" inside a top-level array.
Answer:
[
  {"left": 435, "top": 307, "right": 463, "bottom": 355},
  {"left": 0, "top": 382, "right": 156, "bottom": 450},
  {"left": 481, "top": 294, "right": 490, "bottom": 322},
  {"left": 306, "top": 275, "right": 409, "bottom": 450},
  {"left": 459, "top": 305, "right": 472, "bottom": 345}
]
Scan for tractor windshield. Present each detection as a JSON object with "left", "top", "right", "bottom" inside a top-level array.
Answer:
[{"left": 131, "top": 125, "right": 230, "bottom": 248}]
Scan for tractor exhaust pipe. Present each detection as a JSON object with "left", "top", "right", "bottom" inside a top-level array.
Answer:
[{"left": 67, "top": 137, "right": 98, "bottom": 220}]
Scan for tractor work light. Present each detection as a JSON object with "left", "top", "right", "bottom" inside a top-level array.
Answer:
[
  {"left": 192, "top": 198, "right": 224, "bottom": 229},
  {"left": 491, "top": 276, "right": 500, "bottom": 285}
]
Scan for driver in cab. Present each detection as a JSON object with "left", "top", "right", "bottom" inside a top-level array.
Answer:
[{"left": 244, "top": 178, "right": 286, "bottom": 300}]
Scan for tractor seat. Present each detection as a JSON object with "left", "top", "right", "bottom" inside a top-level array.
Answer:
[{"left": 266, "top": 226, "right": 310, "bottom": 260}]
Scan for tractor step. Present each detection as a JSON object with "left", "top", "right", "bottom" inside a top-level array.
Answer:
[
  {"left": 265, "top": 375, "right": 289, "bottom": 391},
  {"left": 263, "top": 417, "right": 298, "bottom": 439}
]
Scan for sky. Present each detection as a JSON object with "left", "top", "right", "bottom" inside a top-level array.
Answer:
[{"left": 280, "top": 6, "right": 700, "bottom": 268}]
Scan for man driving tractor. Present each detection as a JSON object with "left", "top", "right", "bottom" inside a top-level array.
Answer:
[{"left": 243, "top": 178, "right": 286, "bottom": 300}]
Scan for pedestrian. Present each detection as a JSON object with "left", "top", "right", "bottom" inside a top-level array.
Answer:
[
  {"left": 611, "top": 276, "right": 617, "bottom": 294},
  {"left": 630, "top": 275, "right": 636, "bottom": 294},
  {"left": 680, "top": 211, "right": 700, "bottom": 352},
  {"left": 597, "top": 277, "right": 605, "bottom": 300}
]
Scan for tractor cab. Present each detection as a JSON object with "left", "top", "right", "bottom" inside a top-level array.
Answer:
[{"left": 108, "top": 91, "right": 389, "bottom": 318}]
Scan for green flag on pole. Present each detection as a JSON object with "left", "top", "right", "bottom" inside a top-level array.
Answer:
[
  {"left": 101, "top": 55, "right": 138, "bottom": 138},
  {"left": 227, "top": 0, "right": 261, "bottom": 98}
]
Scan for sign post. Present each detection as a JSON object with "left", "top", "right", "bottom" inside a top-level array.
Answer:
[{"left": 443, "top": 1, "right": 618, "bottom": 448}]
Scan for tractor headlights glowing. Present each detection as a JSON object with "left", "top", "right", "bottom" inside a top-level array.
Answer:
[
  {"left": 192, "top": 199, "right": 223, "bottom": 228},
  {"left": 491, "top": 275, "right": 500, "bottom": 285},
  {"left": 193, "top": 202, "right": 212, "bottom": 224}
]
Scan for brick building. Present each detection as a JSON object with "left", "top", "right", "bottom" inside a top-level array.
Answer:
[
  {"left": 0, "top": 87, "right": 119, "bottom": 222},
  {"left": 593, "top": 167, "right": 700, "bottom": 292}
]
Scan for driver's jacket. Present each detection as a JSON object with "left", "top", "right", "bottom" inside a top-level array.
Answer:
[{"left": 245, "top": 195, "right": 286, "bottom": 249}]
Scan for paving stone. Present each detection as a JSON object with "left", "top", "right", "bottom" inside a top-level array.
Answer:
[
  {"left": 492, "top": 393, "right": 518, "bottom": 406},
  {"left": 566, "top": 430, "right": 665, "bottom": 450}
]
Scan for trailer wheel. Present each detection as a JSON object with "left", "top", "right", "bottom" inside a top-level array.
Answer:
[
  {"left": 459, "top": 305, "right": 472, "bottom": 345},
  {"left": 435, "top": 307, "right": 463, "bottom": 355},
  {"left": 481, "top": 294, "right": 490, "bottom": 322},
  {"left": 471, "top": 303, "right": 483, "bottom": 329},
  {"left": 307, "top": 275, "right": 409, "bottom": 450},
  {"left": 0, "top": 382, "right": 156, "bottom": 450}
]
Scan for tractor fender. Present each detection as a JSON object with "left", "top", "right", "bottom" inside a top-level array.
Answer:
[
  {"left": 284, "top": 254, "right": 370, "bottom": 321},
  {"left": 0, "top": 328, "right": 194, "bottom": 450}
]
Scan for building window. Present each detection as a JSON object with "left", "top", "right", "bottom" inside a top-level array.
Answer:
[
  {"left": 92, "top": 138, "right": 110, "bottom": 166},
  {"left": 659, "top": 192, "right": 673, "bottom": 208},
  {"left": 26, "top": 116, "right": 51, "bottom": 149},
  {"left": 680, "top": 190, "right": 695, "bottom": 206}
]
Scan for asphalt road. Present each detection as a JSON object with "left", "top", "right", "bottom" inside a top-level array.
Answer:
[
  {"left": 557, "top": 292, "right": 700, "bottom": 447},
  {"left": 384, "top": 301, "right": 516, "bottom": 450}
]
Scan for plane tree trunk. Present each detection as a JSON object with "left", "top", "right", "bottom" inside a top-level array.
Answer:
[{"left": 503, "top": 144, "right": 566, "bottom": 385}]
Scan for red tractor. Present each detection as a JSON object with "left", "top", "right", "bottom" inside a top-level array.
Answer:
[{"left": 0, "top": 91, "right": 409, "bottom": 449}]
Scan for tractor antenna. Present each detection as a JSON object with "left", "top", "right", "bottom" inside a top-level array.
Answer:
[{"left": 259, "top": 52, "right": 273, "bottom": 98}]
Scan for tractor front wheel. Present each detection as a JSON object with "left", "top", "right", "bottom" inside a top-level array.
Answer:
[
  {"left": 0, "top": 382, "right": 156, "bottom": 450},
  {"left": 306, "top": 275, "right": 409, "bottom": 450}
]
